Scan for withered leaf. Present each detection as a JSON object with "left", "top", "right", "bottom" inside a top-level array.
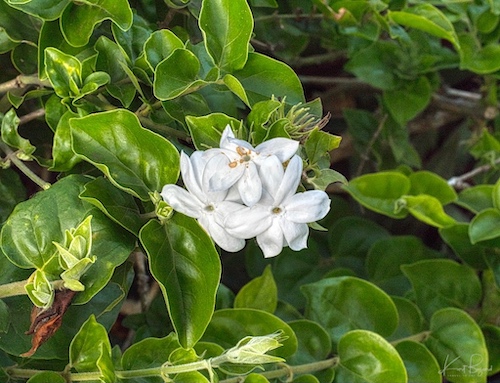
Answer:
[{"left": 21, "top": 289, "right": 76, "bottom": 358}]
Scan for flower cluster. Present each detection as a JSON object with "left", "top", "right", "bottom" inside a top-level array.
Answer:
[{"left": 161, "top": 126, "right": 330, "bottom": 258}]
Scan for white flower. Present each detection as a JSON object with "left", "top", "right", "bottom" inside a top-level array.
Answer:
[
  {"left": 225, "top": 155, "right": 330, "bottom": 258},
  {"left": 204, "top": 125, "right": 299, "bottom": 207},
  {"left": 161, "top": 151, "right": 245, "bottom": 252}
]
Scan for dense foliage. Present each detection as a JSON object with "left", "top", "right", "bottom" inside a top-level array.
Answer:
[{"left": 0, "top": 0, "right": 500, "bottom": 382}]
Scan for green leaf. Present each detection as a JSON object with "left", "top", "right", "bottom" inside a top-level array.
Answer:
[
  {"left": 27, "top": 371, "right": 66, "bottom": 383},
  {"left": 439, "top": 223, "right": 488, "bottom": 269},
  {"left": 343, "top": 172, "right": 411, "bottom": 218},
  {"left": 1, "top": 109, "right": 35, "bottom": 158},
  {"left": 335, "top": 330, "right": 407, "bottom": 383},
  {"left": 121, "top": 333, "right": 181, "bottom": 371},
  {"left": 44, "top": 47, "right": 82, "bottom": 99},
  {"left": 232, "top": 52, "right": 304, "bottom": 106},
  {"left": 6, "top": 0, "right": 70, "bottom": 20},
  {"left": 199, "top": 0, "right": 253, "bottom": 71},
  {"left": 154, "top": 48, "right": 207, "bottom": 101},
  {"left": 223, "top": 74, "right": 250, "bottom": 106},
  {"left": 0, "top": 168, "right": 25, "bottom": 225},
  {"left": 185, "top": 113, "right": 241, "bottom": 150},
  {"left": 80, "top": 177, "right": 144, "bottom": 235},
  {"left": 494, "top": 177, "right": 500, "bottom": 209},
  {"left": 0, "top": 300, "right": 9, "bottom": 334},
  {"left": 469, "top": 208, "right": 500, "bottom": 244},
  {"left": 139, "top": 217, "right": 221, "bottom": 348},
  {"left": 50, "top": 110, "right": 81, "bottom": 171},
  {"left": 60, "top": 0, "right": 133, "bottom": 47},
  {"left": 426, "top": 308, "right": 488, "bottom": 383},
  {"left": 459, "top": 33, "right": 500, "bottom": 74},
  {"left": 383, "top": 76, "right": 432, "bottom": 125},
  {"left": 389, "top": 297, "right": 425, "bottom": 341},
  {"left": 402, "top": 259, "right": 482, "bottom": 320},
  {"left": 202, "top": 308, "right": 297, "bottom": 357},
  {"left": 70, "top": 109, "right": 180, "bottom": 201},
  {"left": 401, "top": 195, "right": 456, "bottom": 228},
  {"left": 409, "top": 171, "right": 457, "bottom": 205},
  {"left": 244, "top": 374, "right": 270, "bottom": 383},
  {"left": 482, "top": 324, "right": 500, "bottom": 376},
  {"left": 0, "top": 175, "right": 135, "bottom": 304},
  {"left": 234, "top": 265, "right": 278, "bottom": 313},
  {"left": 70, "top": 315, "right": 115, "bottom": 383},
  {"left": 144, "top": 29, "right": 184, "bottom": 70},
  {"left": 388, "top": 4, "right": 458, "bottom": 48},
  {"left": 395, "top": 340, "right": 441, "bottom": 383},
  {"left": 286, "top": 320, "right": 331, "bottom": 365},
  {"left": 304, "top": 129, "right": 342, "bottom": 165},
  {"left": 302, "top": 277, "right": 398, "bottom": 345}
]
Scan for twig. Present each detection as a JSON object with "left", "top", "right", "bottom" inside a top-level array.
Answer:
[
  {"left": 448, "top": 157, "right": 500, "bottom": 190},
  {"left": 0, "top": 74, "right": 50, "bottom": 95},
  {"left": 19, "top": 108, "right": 45, "bottom": 125}
]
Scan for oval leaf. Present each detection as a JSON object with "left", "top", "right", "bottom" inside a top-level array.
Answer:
[
  {"left": 395, "top": 340, "right": 441, "bottom": 383},
  {"left": 469, "top": 208, "right": 500, "bottom": 244},
  {"left": 234, "top": 265, "right": 278, "bottom": 313}
]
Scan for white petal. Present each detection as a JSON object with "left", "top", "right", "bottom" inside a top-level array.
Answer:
[
  {"left": 179, "top": 152, "right": 204, "bottom": 201},
  {"left": 258, "top": 155, "right": 284, "bottom": 201},
  {"left": 256, "top": 138, "right": 299, "bottom": 161},
  {"left": 274, "top": 155, "right": 302, "bottom": 204},
  {"left": 279, "top": 219, "right": 308, "bottom": 251},
  {"left": 161, "top": 185, "right": 202, "bottom": 218},
  {"left": 256, "top": 219, "right": 285, "bottom": 258},
  {"left": 199, "top": 215, "right": 246, "bottom": 252},
  {"left": 284, "top": 190, "right": 330, "bottom": 223},
  {"left": 205, "top": 154, "right": 244, "bottom": 192},
  {"left": 237, "top": 163, "right": 262, "bottom": 206},
  {"left": 225, "top": 205, "right": 272, "bottom": 239}
]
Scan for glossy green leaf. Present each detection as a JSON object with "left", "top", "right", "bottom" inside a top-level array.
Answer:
[
  {"left": 223, "top": 74, "right": 250, "bottom": 106},
  {"left": 286, "top": 320, "right": 331, "bottom": 365},
  {"left": 44, "top": 47, "right": 81, "bottom": 99},
  {"left": 144, "top": 29, "right": 184, "bottom": 70},
  {"left": 70, "top": 109, "right": 180, "bottom": 201},
  {"left": 0, "top": 168, "right": 25, "bottom": 225},
  {"left": 80, "top": 177, "right": 144, "bottom": 235},
  {"left": 395, "top": 340, "right": 441, "bottom": 383},
  {"left": 402, "top": 195, "right": 456, "bottom": 228},
  {"left": 185, "top": 113, "right": 241, "bottom": 150},
  {"left": 139, "top": 216, "right": 221, "bottom": 348},
  {"left": 216, "top": 283, "right": 235, "bottom": 310},
  {"left": 383, "top": 76, "right": 432, "bottom": 125},
  {"left": 1, "top": 109, "right": 35, "bottom": 158},
  {"left": 27, "top": 371, "right": 66, "bottom": 383},
  {"left": 60, "top": 0, "right": 133, "bottom": 47},
  {"left": 335, "top": 330, "right": 407, "bottom": 383},
  {"left": 50, "top": 110, "right": 81, "bottom": 171},
  {"left": 482, "top": 324, "right": 500, "bottom": 375},
  {"left": 343, "top": 172, "right": 411, "bottom": 218},
  {"left": 469, "top": 208, "right": 500, "bottom": 243},
  {"left": 6, "top": 0, "right": 69, "bottom": 21},
  {"left": 199, "top": 0, "right": 253, "bottom": 71},
  {"left": 174, "top": 372, "right": 210, "bottom": 383},
  {"left": 456, "top": 185, "right": 494, "bottom": 213},
  {"left": 389, "top": 297, "right": 425, "bottom": 341},
  {"left": 304, "top": 129, "right": 342, "bottom": 165},
  {"left": 234, "top": 265, "right": 277, "bottom": 313},
  {"left": 202, "top": 308, "right": 297, "bottom": 357},
  {"left": 154, "top": 49, "right": 207, "bottom": 101},
  {"left": 439, "top": 223, "right": 488, "bottom": 269},
  {"left": 11, "top": 42, "right": 37, "bottom": 74},
  {"left": 232, "top": 52, "right": 304, "bottom": 106},
  {"left": 121, "top": 333, "right": 180, "bottom": 371},
  {"left": 402, "top": 259, "right": 482, "bottom": 320},
  {"left": 0, "top": 175, "right": 135, "bottom": 304},
  {"left": 244, "top": 374, "right": 270, "bottom": 382},
  {"left": 459, "top": 33, "right": 500, "bottom": 74},
  {"left": 70, "top": 315, "right": 115, "bottom": 383},
  {"left": 302, "top": 277, "right": 398, "bottom": 345},
  {"left": 426, "top": 308, "right": 488, "bottom": 383},
  {"left": 388, "top": 4, "right": 458, "bottom": 47},
  {"left": 366, "top": 235, "right": 439, "bottom": 295},
  {"left": 0, "top": 1, "right": 39, "bottom": 43},
  {"left": 409, "top": 171, "right": 457, "bottom": 205}
]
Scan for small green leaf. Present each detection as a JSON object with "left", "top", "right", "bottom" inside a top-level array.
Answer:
[
  {"left": 389, "top": 297, "right": 425, "bottom": 341},
  {"left": 304, "top": 129, "right": 342, "bottom": 165},
  {"left": 439, "top": 223, "right": 488, "bottom": 269},
  {"left": 401, "top": 195, "right": 456, "bottom": 228},
  {"left": 234, "top": 265, "right": 278, "bottom": 313},
  {"left": 154, "top": 49, "right": 207, "bottom": 101},
  {"left": 27, "top": 371, "right": 66, "bottom": 383},
  {"left": 223, "top": 74, "right": 250, "bottom": 106},
  {"left": 199, "top": 0, "right": 253, "bottom": 71},
  {"left": 426, "top": 308, "right": 488, "bottom": 383},
  {"left": 202, "top": 308, "right": 297, "bottom": 358},
  {"left": 302, "top": 277, "right": 398, "bottom": 345},
  {"left": 70, "top": 315, "right": 115, "bottom": 383},
  {"left": 336, "top": 330, "right": 407, "bottom": 383},
  {"left": 185, "top": 113, "right": 241, "bottom": 150},
  {"left": 121, "top": 333, "right": 181, "bottom": 370},
  {"left": 70, "top": 109, "right": 180, "bottom": 201},
  {"left": 388, "top": 4, "right": 458, "bottom": 48},
  {"left": 144, "top": 29, "right": 184, "bottom": 70},
  {"left": 60, "top": 0, "right": 133, "bottom": 47},
  {"left": 402, "top": 259, "right": 482, "bottom": 320},
  {"left": 286, "top": 320, "right": 331, "bottom": 365},
  {"left": 50, "top": 110, "right": 81, "bottom": 171},
  {"left": 395, "top": 340, "right": 441, "bottom": 383},
  {"left": 343, "top": 172, "right": 411, "bottom": 218},
  {"left": 409, "top": 171, "right": 457, "bottom": 205},
  {"left": 469, "top": 208, "right": 500, "bottom": 244},
  {"left": 44, "top": 48, "right": 82, "bottom": 99},
  {"left": 1, "top": 108, "right": 36, "bottom": 158},
  {"left": 232, "top": 52, "right": 304, "bottom": 106},
  {"left": 139, "top": 216, "right": 221, "bottom": 348},
  {"left": 459, "top": 33, "right": 500, "bottom": 74}
]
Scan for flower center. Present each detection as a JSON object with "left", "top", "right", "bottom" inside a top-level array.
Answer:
[
  {"left": 204, "top": 204, "right": 215, "bottom": 212},
  {"left": 236, "top": 146, "right": 253, "bottom": 163},
  {"left": 272, "top": 206, "right": 282, "bottom": 215}
]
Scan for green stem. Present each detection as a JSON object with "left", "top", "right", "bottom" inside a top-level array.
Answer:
[
  {"left": 0, "top": 279, "right": 66, "bottom": 299},
  {"left": 0, "top": 142, "right": 51, "bottom": 190},
  {"left": 391, "top": 330, "right": 432, "bottom": 346}
]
